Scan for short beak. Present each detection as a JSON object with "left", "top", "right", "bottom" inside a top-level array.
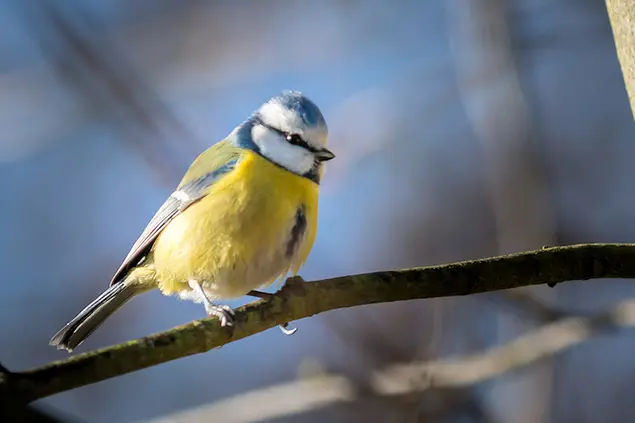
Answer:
[{"left": 315, "top": 148, "right": 335, "bottom": 162}]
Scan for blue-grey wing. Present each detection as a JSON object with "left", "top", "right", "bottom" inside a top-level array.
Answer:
[{"left": 109, "top": 158, "right": 238, "bottom": 286}]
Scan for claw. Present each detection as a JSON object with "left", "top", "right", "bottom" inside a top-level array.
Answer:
[
  {"left": 220, "top": 304, "right": 236, "bottom": 316},
  {"left": 279, "top": 323, "right": 297, "bottom": 335},
  {"left": 206, "top": 303, "right": 235, "bottom": 327},
  {"left": 246, "top": 291, "right": 298, "bottom": 335},
  {"left": 189, "top": 279, "right": 235, "bottom": 327}
]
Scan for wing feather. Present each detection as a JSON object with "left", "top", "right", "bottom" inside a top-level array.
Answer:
[{"left": 109, "top": 140, "right": 241, "bottom": 285}]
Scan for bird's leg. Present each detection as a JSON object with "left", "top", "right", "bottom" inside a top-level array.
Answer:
[
  {"left": 189, "top": 280, "right": 235, "bottom": 327},
  {"left": 246, "top": 290, "right": 297, "bottom": 335}
]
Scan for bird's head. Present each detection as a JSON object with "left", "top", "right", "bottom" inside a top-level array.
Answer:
[{"left": 246, "top": 91, "right": 334, "bottom": 179}]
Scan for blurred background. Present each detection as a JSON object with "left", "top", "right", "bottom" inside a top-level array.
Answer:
[{"left": 1, "top": 0, "right": 634, "bottom": 422}]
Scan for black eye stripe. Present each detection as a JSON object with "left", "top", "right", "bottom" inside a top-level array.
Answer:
[
  {"left": 254, "top": 117, "right": 319, "bottom": 153},
  {"left": 286, "top": 134, "right": 319, "bottom": 153}
]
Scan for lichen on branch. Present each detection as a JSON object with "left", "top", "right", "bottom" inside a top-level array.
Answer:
[{"left": 2, "top": 243, "right": 635, "bottom": 403}]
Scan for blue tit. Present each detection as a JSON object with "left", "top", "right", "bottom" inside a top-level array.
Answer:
[{"left": 50, "top": 90, "right": 335, "bottom": 352}]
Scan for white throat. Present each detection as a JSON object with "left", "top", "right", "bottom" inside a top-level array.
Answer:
[{"left": 251, "top": 124, "right": 316, "bottom": 176}]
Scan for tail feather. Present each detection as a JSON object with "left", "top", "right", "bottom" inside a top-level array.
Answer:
[{"left": 50, "top": 282, "right": 140, "bottom": 352}]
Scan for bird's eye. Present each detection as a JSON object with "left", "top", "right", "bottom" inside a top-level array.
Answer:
[{"left": 286, "top": 134, "right": 304, "bottom": 146}]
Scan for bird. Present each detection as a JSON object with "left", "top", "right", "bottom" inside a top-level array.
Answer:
[{"left": 50, "top": 90, "right": 335, "bottom": 352}]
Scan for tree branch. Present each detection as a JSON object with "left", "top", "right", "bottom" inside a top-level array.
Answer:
[
  {"left": 3, "top": 243, "right": 635, "bottom": 403},
  {"left": 145, "top": 294, "right": 635, "bottom": 423}
]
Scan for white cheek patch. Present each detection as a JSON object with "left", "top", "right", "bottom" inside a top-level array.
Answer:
[{"left": 251, "top": 125, "right": 315, "bottom": 176}]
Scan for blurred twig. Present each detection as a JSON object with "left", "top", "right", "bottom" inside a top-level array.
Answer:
[
  {"left": 143, "top": 293, "right": 635, "bottom": 423},
  {"left": 449, "top": 1, "right": 558, "bottom": 419},
  {"left": 606, "top": 0, "right": 635, "bottom": 119},
  {"left": 2, "top": 243, "right": 635, "bottom": 403},
  {"left": 485, "top": 290, "right": 570, "bottom": 322},
  {"left": 25, "top": 2, "right": 196, "bottom": 184},
  {"left": 449, "top": 0, "right": 555, "bottom": 255}
]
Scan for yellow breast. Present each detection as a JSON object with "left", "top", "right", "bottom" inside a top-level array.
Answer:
[{"left": 151, "top": 150, "right": 319, "bottom": 298}]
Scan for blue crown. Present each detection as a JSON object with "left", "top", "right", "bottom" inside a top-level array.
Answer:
[{"left": 268, "top": 90, "right": 327, "bottom": 130}]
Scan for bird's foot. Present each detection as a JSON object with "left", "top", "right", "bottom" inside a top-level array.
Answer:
[
  {"left": 246, "top": 290, "right": 297, "bottom": 335},
  {"left": 205, "top": 303, "right": 235, "bottom": 327},
  {"left": 189, "top": 279, "right": 236, "bottom": 327}
]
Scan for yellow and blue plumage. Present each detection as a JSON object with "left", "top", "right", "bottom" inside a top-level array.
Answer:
[{"left": 50, "top": 91, "right": 334, "bottom": 352}]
